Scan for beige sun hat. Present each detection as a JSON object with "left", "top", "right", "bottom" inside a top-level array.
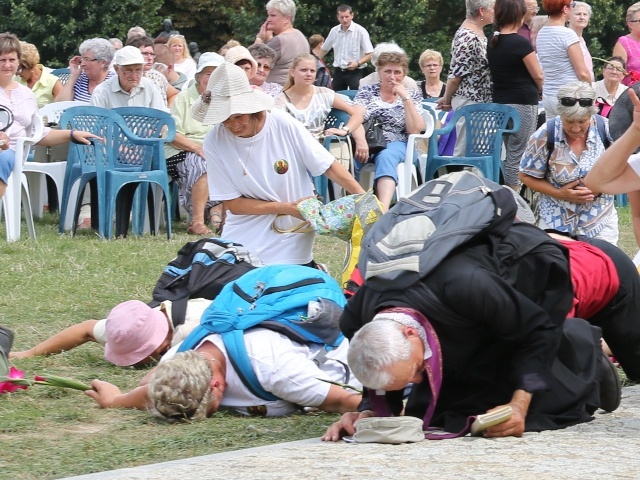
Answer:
[
  {"left": 224, "top": 46, "right": 258, "bottom": 78},
  {"left": 198, "top": 62, "right": 274, "bottom": 125}
]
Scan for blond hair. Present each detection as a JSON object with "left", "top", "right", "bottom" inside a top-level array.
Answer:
[
  {"left": 148, "top": 350, "right": 213, "bottom": 422},
  {"left": 19, "top": 42, "right": 40, "bottom": 70},
  {"left": 167, "top": 35, "right": 191, "bottom": 60}
]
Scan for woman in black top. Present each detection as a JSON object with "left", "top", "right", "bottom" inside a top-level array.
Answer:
[
  {"left": 417, "top": 49, "right": 446, "bottom": 99},
  {"left": 487, "top": 0, "right": 543, "bottom": 190}
]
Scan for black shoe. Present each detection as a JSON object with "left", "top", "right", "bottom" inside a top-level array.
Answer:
[
  {"left": 0, "top": 326, "right": 13, "bottom": 355},
  {"left": 599, "top": 352, "right": 622, "bottom": 412}
]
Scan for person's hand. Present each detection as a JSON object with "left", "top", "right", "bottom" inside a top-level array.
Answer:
[
  {"left": 347, "top": 61, "right": 359, "bottom": 71},
  {"left": 482, "top": 403, "right": 526, "bottom": 438},
  {"left": 71, "top": 130, "right": 102, "bottom": 145},
  {"left": 321, "top": 410, "right": 374, "bottom": 442},
  {"left": 557, "top": 179, "right": 596, "bottom": 204},
  {"left": 68, "top": 56, "right": 82, "bottom": 79},
  {"left": 392, "top": 81, "right": 409, "bottom": 101},
  {"left": 435, "top": 97, "right": 451, "bottom": 111},
  {"left": 354, "top": 142, "right": 370, "bottom": 163},
  {"left": 324, "top": 127, "right": 349, "bottom": 137},
  {"left": 0, "top": 132, "right": 9, "bottom": 150},
  {"left": 84, "top": 380, "right": 121, "bottom": 408},
  {"left": 257, "top": 21, "right": 274, "bottom": 43},
  {"left": 193, "top": 145, "right": 205, "bottom": 159},
  {"left": 201, "top": 90, "right": 212, "bottom": 104}
]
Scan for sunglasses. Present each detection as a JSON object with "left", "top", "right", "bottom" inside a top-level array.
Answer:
[
  {"left": 256, "top": 61, "right": 272, "bottom": 71},
  {"left": 559, "top": 97, "right": 594, "bottom": 107},
  {"left": 568, "top": 1, "right": 576, "bottom": 7}
]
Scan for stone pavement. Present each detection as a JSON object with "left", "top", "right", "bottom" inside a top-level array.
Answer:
[{"left": 67, "top": 385, "right": 640, "bottom": 480}]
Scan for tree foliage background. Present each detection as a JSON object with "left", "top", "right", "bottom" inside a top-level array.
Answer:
[{"left": 0, "top": 0, "right": 633, "bottom": 77}]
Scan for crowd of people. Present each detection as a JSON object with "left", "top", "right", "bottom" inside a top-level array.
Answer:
[{"left": 6, "top": 0, "right": 640, "bottom": 448}]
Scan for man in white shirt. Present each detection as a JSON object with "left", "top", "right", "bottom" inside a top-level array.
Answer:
[
  {"left": 318, "top": 5, "right": 374, "bottom": 91},
  {"left": 90, "top": 46, "right": 167, "bottom": 110}
]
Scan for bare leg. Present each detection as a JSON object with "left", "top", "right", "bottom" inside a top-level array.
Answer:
[
  {"left": 375, "top": 176, "right": 395, "bottom": 211},
  {"left": 190, "top": 174, "right": 208, "bottom": 226},
  {"left": 0, "top": 180, "right": 5, "bottom": 199}
]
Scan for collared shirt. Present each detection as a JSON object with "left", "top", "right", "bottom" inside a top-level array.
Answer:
[
  {"left": 323, "top": 21, "right": 374, "bottom": 69},
  {"left": 520, "top": 115, "right": 615, "bottom": 237},
  {"left": 90, "top": 75, "right": 168, "bottom": 111}
]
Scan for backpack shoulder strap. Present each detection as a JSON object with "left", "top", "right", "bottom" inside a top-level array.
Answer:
[
  {"left": 594, "top": 114, "right": 610, "bottom": 149},
  {"left": 546, "top": 117, "right": 556, "bottom": 163}
]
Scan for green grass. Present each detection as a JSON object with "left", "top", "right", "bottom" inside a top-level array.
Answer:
[{"left": 0, "top": 209, "right": 637, "bottom": 479}]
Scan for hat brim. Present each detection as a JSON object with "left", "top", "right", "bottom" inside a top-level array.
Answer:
[
  {"left": 104, "top": 309, "right": 169, "bottom": 366},
  {"left": 202, "top": 89, "right": 274, "bottom": 125},
  {"left": 608, "top": 83, "right": 640, "bottom": 153}
]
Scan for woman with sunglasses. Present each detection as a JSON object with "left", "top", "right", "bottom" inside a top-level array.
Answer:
[
  {"left": 519, "top": 82, "right": 618, "bottom": 244},
  {"left": 536, "top": 0, "right": 592, "bottom": 118},
  {"left": 248, "top": 44, "right": 283, "bottom": 97}
]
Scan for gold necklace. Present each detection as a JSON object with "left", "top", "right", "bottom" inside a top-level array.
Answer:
[{"left": 232, "top": 119, "right": 259, "bottom": 176}]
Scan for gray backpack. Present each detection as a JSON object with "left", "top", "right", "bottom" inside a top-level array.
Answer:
[{"left": 359, "top": 171, "right": 517, "bottom": 291}]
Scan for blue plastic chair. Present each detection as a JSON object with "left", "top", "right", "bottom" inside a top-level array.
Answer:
[
  {"left": 337, "top": 89, "right": 358, "bottom": 100},
  {"left": 319, "top": 108, "right": 354, "bottom": 201},
  {"left": 112, "top": 107, "right": 176, "bottom": 236},
  {"left": 58, "top": 106, "right": 115, "bottom": 235},
  {"left": 424, "top": 103, "right": 520, "bottom": 183},
  {"left": 51, "top": 68, "right": 71, "bottom": 85}
]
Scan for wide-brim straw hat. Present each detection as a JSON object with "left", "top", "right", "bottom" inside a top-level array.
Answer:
[{"left": 200, "top": 62, "right": 274, "bottom": 125}]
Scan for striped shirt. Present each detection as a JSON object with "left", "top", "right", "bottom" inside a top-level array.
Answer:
[
  {"left": 323, "top": 21, "right": 374, "bottom": 69},
  {"left": 73, "top": 71, "right": 115, "bottom": 103}
]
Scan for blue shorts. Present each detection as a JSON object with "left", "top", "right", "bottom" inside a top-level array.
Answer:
[
  {"left": 0, "top": 149, "right": 15, "bottom": 184},
  {"left": 354, "top": 141, "right": 407, "bottom": 183}
]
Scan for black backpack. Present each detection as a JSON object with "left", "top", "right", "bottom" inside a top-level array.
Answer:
[
  {"left": 359, "top": 171, "right": 517, "bottom": 292},
  {"left": 314, "top": 58, "right": 331, "bottom": 88},
  {"left": 148, "top": 238, "right": 262, "bottom": 327}
]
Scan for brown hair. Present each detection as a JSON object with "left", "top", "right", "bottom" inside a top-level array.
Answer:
[
  {"left": 376, "top": 51, "right": 408, "bottom": 74},
  {"left": 0, "top": 32, "right": 21, "bottom": 61},
  {"left": 309, "top": 34, "right": 325, "bottom": 50}
]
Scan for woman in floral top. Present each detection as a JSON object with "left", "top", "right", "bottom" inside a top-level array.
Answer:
[
  {"left": 437, "top": 0, "right": 494, "bottom": 156},
  {"left": 519, "top": 82, "right": 618, "bottom": 244},
  {"left": 353, "top": 50, "right": 425, "bottom": 210}
]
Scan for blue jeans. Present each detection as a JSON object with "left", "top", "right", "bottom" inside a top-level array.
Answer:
[
  {"left": 0, "top": 149, "right": 15, "bottom": 184},
  {"left": 354, "top": 141, "right": 407, "bottom": 183}
]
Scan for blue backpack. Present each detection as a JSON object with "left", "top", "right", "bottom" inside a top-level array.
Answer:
[{"left": 177, "top": 265, "right": 347, "bottom": 401}]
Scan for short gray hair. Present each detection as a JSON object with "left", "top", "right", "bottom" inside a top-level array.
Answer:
[
  {"left": 248, "top": 44, "right": 276, "bottom": 65},
  {"left": 371, "top": 42, "right": 406, "bottom": 68},
  {"left": 573, "top": 2, "right": 592, "bottom": 16},
  {"left": 347, "top": 319, "right": 412, "bottom": 390},
  {"left": 79, "top": 38, "right": 115, "bottom": 65},
  {"left": 556, "top": 81, "right": 598, "bottom": 120},
  {"left": 148, "top": 350, "right": 213, "bottom": 422},
  {"left": 266, "top": 0, "right": 297, "bottom": 23},
  {"left": 466, "top": 0, "right": 495, "bottom": 18},
  {"left": 627, "top": 2, "right": 640, "bottom": 22}
]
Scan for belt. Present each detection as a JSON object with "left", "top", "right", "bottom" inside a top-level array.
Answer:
[{"left": 338, "top": 68, "right": 362, "bottom": 73}]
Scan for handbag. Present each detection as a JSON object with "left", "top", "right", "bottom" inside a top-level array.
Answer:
[
  {"left": 272, "top": 191, "right": 384, "bottom": 242},
  {"left": 364, "top": 116, "right": 387, "bottom": 153}
]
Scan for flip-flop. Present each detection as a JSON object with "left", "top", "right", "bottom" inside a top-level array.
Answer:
[{"left": 187, "top": 222, "right": 213, "bottom": 236}]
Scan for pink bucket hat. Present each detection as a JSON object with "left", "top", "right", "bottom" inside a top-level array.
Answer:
[{"left": 104, "top": 300, "right": 169, "bottom": 366}]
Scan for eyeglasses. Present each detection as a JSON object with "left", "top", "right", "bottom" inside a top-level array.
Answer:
[
  {"left": 81, "top": 57, "right": 99, "bottom": 63},
  {"left": 256, "top": 61, "right": 272, "bottom": 71},
  {"left": 568, "top": 1, "right": 576, "bottom": 7},
  {"left": 630, "top": 19, "right": 640, "bottom": 23},
  {"left": 422, "top": 63, "right": 441, "bottom": 68},
  {"left": 141, "top": 52, "right": 157, "bottom": 58},
  {"left": 604, "top": 64, "right": 625, "bottom": 73},
  {"left": 559, "top": 97, "right": 594, "bottom": 107},
  {"left": 527, "top": 6, "right": 540, "bottom": 12}
]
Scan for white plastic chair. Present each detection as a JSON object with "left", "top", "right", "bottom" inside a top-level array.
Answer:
[
  {"left": 1, "top": 113, "right": 44, "bottom": 241},
  {"left": 26, "top": 101, "right": 87, "bottom": 222},
  {"left": 359, "top": 108, "right": 435, "bottom": 199}
]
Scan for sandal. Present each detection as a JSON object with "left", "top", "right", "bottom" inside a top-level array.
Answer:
[
  {"left": 210, "top": 211, "right": 224, "bottom": 235},
  {"left": 187, "top": 222, "right": 212, "bottom": 236}
]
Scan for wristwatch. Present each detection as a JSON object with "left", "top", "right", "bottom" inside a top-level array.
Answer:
[{"left": 343, "top": 126, "right": 350, "bottom": 134}]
